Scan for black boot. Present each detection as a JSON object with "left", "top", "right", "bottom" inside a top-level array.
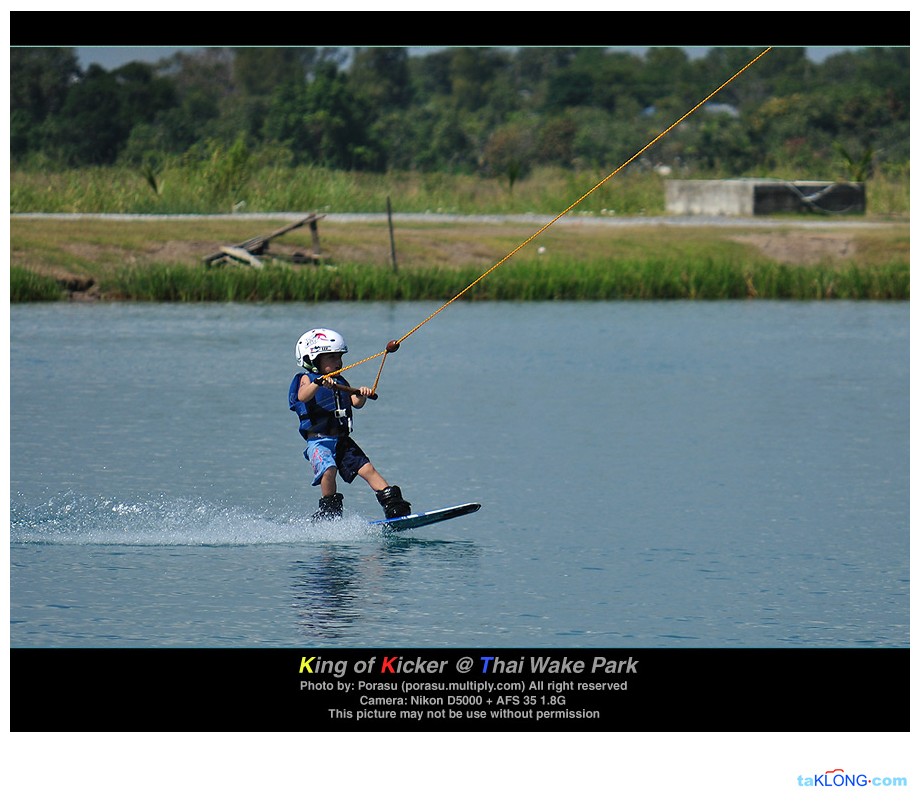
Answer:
[
  {"left": 312, "top": 492, "right": 344, "bottom": 522},
  {"left": 376, "top": 486, "right": 411, "bottom": 519}
]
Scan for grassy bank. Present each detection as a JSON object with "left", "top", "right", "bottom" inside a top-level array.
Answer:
[
  {"left": 72, "top": 259, "right": 908, "bottom": 303},
  {"left": 10, "top": 164, "right": 909, "bottom": 302},
  {"left": 9, "top": 164, "right": 911, "bottom": 218},
  {"left": 10, "top": 215, "right": 909, "bottom": 302}
]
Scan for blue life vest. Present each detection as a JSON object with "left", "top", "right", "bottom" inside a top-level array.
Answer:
[{"left": 288, "top": 372, "right": 353, "bottom": 440}]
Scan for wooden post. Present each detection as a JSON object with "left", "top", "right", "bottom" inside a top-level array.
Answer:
[
  {"left": 387, "top": 196, "right": 399, "bottom": 273},
  {"left": 308, "top": 217, "right": 323, "bottom": 262}
]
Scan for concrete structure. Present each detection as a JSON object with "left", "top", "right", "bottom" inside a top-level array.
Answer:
[{"left": 665, "top": 179, "right": 866, "bottom": 216}]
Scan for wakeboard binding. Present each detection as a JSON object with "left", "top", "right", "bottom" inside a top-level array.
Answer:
[
  {"left": 312, "top": 492, "right": 344, "bottom": 522},
  {"left": 376, "top": 485, "right": 411, "bottom": 519}
]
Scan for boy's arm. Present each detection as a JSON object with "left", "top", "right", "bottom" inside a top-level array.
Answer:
[
  {"left": 351, "top": 387, "right": 374, "bottom": 408},
  {"left": 297, "top": 374, "right": 320, "bottom": 403}
]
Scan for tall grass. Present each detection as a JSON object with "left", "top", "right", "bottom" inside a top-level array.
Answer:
[
  {"left": 11, "top": 163, "right": 910, "bottom": 218},
  {"left": 10, "top": 267, "right": 66, "bottom": 302},
  {"left": 865, "top": 166, "right": 912, "bottom": 218},
  {"left": 33, "top": 257, "right": 900, "bottom": 303},
  {"left": 10, "top": 164, "right": 669, "bottom": 216}
]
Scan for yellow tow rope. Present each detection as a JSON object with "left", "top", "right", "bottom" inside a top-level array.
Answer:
[{"left": 324, "top": 46, "right": 773, "bottom": 394}]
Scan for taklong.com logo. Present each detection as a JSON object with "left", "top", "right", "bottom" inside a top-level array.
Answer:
[{"left": 797, "top": 768, "right": 908, "bottom": 788}]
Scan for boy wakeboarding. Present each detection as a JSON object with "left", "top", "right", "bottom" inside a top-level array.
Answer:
[{"left": 288, "top": 328, "right": 411, "bottom": 522}]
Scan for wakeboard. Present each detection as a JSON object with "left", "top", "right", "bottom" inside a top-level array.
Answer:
[{"left": 369, "top": 502, "right": 481, "bottom": 533}]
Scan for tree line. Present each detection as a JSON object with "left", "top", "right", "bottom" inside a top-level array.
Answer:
[{"left": 10, "top": 46, "right": 909, "bottom": 182}]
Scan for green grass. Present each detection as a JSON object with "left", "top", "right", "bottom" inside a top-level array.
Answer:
[
  {"left": 10, "top": 267, "right": 67, "bottom": 302},
  {"left": 9, "top": 165, "right": 669, "bottom": 216},
  {"left": 10, "top": 163, "right": 910, "bottom": 217},
  {"left": 15, "top": 256, "right": 902, "bottom": 303}
]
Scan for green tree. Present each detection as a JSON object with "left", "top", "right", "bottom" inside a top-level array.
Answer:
[
  {"left": 378, "top": 103, "right": 476, "bottom": 173},
  {"left": 46, "top": 61, "right": 177, "bottom": 165},
  {"left": 8, "top": 44, "right": 911, "bottom": 182},
  {"left": 535, "top": 116, "right": 579, "bottom": 168},
  {"left": 10, "top": 47, "right": 81, "bottom": 158},
  {"left": 639, "top": 47, "right": 701, "bottom": 121},
  {"left": 481, "top": 119, "right": 537, "bottom": 188},
  {"left": 513, "top": 47, "right": 580, "bottom": 100},
  {"left": 698, "top": 46, "right": 774, "bottom": 111},
  {"left": 263, "top": 62, "right": 376, "bottom": 169},
  {"left": 233, "top": 47, "right": 309, "bottom": 96},
  {"left": 408, "top": 49, "right": 454, "bottom": 100},
  {"left": 592, "top": 50, "right": 647, "bottom": 112},
  {"left": 682, "top": 113, "right": 756, "bottom": 173},
  {"left": 544, "top": 63, "right": 596, "bottom": 112},
  {"left": 449, "top": 48, "right": 510, "bottom": 112},
  {"left": 47, "top": 65, "right": 126, "bottom": 164},
  {"left": 349, "top": 47, "right": 413, "bottom": 110}
]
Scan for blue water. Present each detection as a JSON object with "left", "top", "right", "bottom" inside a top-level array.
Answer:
[{"left": 9, "top": 300, "right": 909, "bottom": 647}]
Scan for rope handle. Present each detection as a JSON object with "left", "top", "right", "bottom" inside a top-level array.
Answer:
[
  {"left": 316, "top": 377, "right": 378, "bottom": 401},
  {"left": 317, "top": 340, "right": 399, "bottom": 397}
]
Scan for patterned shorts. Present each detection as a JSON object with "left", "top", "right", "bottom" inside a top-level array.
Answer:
[{"left": 306, "top": 435, "right": 370, "bottom": 486}]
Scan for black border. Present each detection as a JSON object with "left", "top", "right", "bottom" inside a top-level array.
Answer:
[
  {"left": 9, "top": 11, "right": 908, "bottom": 48},
  {"left": 11, "top": 647, "right": 909, "bottom": 732}
]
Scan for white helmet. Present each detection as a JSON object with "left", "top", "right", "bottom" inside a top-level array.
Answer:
[{"left": 295, "top": 328, "right": 348, "bottom": 370}]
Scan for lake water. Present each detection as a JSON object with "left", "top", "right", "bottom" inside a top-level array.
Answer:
[{"left": 9, "top": 300, "right": 909, "bottom": 648}]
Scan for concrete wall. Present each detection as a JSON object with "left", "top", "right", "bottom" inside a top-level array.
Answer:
[{"left": 665, "top": 179, "right": 866, "bottom": 216}]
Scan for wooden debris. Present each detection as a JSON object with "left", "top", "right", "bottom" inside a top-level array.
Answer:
[
  {"left": 204, "top": 213, "right": 326, "bottom": 267},
  {"left": 219, "top": 246, "right": 263, "bottom": 268}
]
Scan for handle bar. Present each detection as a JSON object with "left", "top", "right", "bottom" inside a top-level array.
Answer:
[{"left": 320, "top": 379, "right": 378, "bottom": 401}]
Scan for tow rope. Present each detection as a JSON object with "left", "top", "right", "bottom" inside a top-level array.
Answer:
[{"left": 322, "top": 46, "right": 773, "bottom": 394}]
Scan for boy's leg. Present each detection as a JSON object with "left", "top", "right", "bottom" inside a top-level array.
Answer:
[
  {"left": 309, "top": 440, "right": 343, "bottom": 521},
  {"left": 342, "top": 440, "right": 411, "bottom": 518},
  {"left": 312, "top": 467, "right": 344, "bottom": 521},
  {"left": 356, "top": 462, "right": 387, "bottom": 492},
  {"left": 356, "top": 463, "right": 411, "bottom": 516},
  {"left": 320, "top": 467, "right": 338, "bottom": 496}
]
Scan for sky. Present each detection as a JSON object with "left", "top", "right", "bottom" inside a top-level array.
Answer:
[{"left": 73, "top": 45, "right": 865, "bottom": 72}]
